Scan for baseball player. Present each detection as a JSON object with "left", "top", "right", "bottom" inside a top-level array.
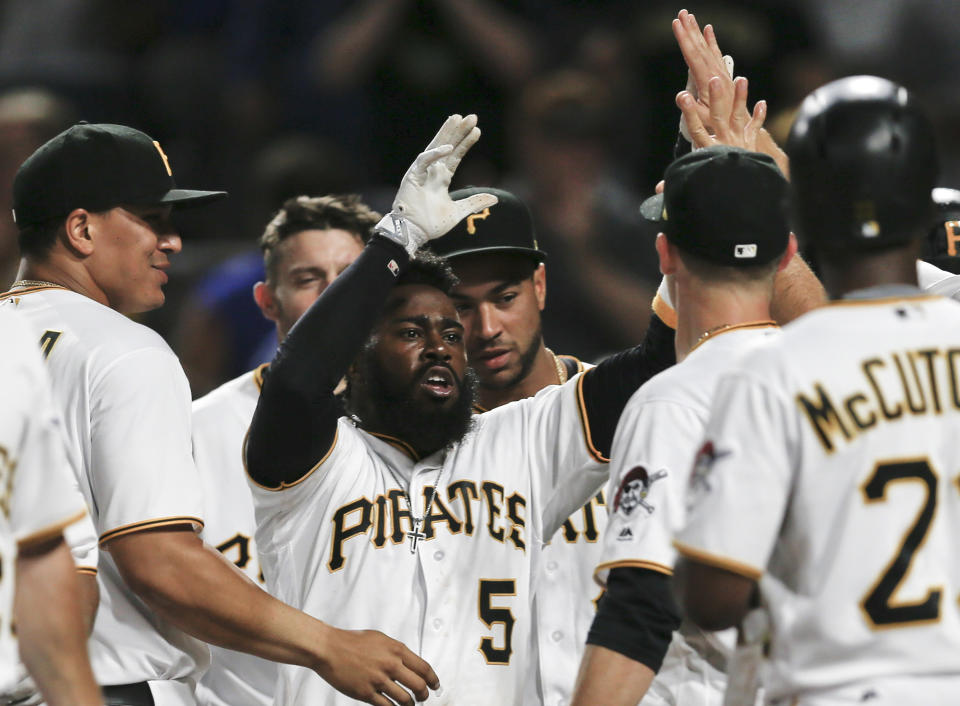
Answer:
[
  {"left": 429, "top": 187, "right": 612, "bottom": 706},
  {"left": 571, "top": 145, "right": 795, "bottom": 706},
  {"left": 2, "top": 123, "right": 435, "bottom": 706},
  {"left": 0, "top": 308, "right": 101, "bottom": 706},
  {"left": 245, "top": 113, "right": 676, "bottom": 704},
  {"left": 192, "top": 194, "right": 378, "bottom": 706},
  {"left": 675, "top": 76, "right": 960, "bottom": 704}
]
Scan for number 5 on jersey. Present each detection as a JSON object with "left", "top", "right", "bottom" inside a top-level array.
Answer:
[{"left": 478, "top": 579, "right": 515, "bottom": 664}]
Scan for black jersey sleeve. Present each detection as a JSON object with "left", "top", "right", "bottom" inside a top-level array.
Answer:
[
  {"left": 578, "top": 314, "right": 675, "bottom": 461},
  {"left": 587, "top": 566, "right": 681, "bottom": 671},
  {"left": 246, "top": 235, "right": 409, "bottom": 488}
]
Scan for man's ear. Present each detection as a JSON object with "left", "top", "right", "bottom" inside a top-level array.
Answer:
[
  {"left": 253, "top": 281, "right": 279, "bottom": 323},
  {"left": 777, "top": 233, "right": 799, "bottom": 273},
  {"left": 655, "top": 233, "right": 678, "bottom": 275},
  {"left": 63, "top": 209, "right": 94, "bottom": 257},
  {"left": 533, "top": 263, "right": 547, "bottom": 311}
]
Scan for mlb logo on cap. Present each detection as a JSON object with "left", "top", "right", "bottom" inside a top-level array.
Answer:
[{"left": 639, "top": 146, "right": 790, "bottom": 267}]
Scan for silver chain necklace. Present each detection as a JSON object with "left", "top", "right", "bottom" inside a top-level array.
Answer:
[{"left": 384, "top": 462, "right": 447, "bottom": 554}]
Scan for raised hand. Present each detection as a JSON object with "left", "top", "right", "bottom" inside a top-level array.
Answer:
[
  {"left": 673, "top": 9, "right": 735, "bottom": 130},
  {"left": 677, "top": 76, "right": 767, "bottom": 153},
  {"left": 315, "top": 626, "right": 440, "bottom": 706},
  {"left": 385, "top": 113, "right": 499, "bottom": 255},
  {"left": 671, "top": 9, "right": 789, "bottom": 176}
]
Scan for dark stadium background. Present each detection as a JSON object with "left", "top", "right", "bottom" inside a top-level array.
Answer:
[{"left": 1, "top": 0, "right": 955, "bottom": 394}]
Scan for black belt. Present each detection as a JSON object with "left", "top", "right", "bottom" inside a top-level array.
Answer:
[{"left": 102, "top": 682, "right": 155, "bottom": 706}]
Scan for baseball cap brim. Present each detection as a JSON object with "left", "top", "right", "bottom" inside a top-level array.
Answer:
[
  {"left": 158, "top": 188, "right": 228, "bottom": 208},
  {"left": 639, "top": 193, "right": 664, "bottom": 221},
  {"left": 441, "top": 245, "right": 547, "bottom": 262}
]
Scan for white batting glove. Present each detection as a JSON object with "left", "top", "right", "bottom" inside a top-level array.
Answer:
[
  {"left": 679, "top": 54, "right": 734, "bottom": 146},
  {"left": 376, "top": 114, "right": 498, "bottom": 257}
]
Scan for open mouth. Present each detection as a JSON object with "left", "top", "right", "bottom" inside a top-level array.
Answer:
[{"left": 420, "top": 365, "right": 456, "bottom": 399}]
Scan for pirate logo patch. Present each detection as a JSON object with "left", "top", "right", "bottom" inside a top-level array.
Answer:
[
  {"left": 686, "top": 440, "right": 729, "bottom": 512},
  {"left": 613, "top": 466, "right": 667, "bottom": 517},
  {"left": 689, "top": 441, "right": 728, "bottom": 494}
]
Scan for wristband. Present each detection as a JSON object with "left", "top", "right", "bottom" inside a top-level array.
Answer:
[{"left": 373, "top": 212, "right": 427, "bottom": 258}]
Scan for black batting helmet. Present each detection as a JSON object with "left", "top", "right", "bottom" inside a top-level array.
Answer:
[{"left": 786, "top": 75, "right": 938, "bottom": 253}]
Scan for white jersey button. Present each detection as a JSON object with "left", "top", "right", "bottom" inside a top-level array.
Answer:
[
  {"left": 551, "top": 631, "right": 563, "bottom": 642},
  {"left": 433, "top": 550, "right": 444, "bottom": 561},
  {"left": 433, "top": 618, "right": 444, "bottom": 630},
  {"left": 546, "top": 560, "right": 558, "bottom": 571}
]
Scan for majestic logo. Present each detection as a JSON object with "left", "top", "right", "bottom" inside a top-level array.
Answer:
[
  {"left": 153, "top": 141, "right": 172, "bottom": 176},
  {"left": 614, "top": 466, "right": 667, "bottom": 517},
  {"left": 617, "top": 526, "right": 634, "bottom": 541},
  {"left": 466, "top": 208, "right": 491, "bottom": 234}
]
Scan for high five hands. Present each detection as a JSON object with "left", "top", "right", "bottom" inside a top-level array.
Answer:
[{"left": 672, "top": 9, "right": 790, "bottom": 177}]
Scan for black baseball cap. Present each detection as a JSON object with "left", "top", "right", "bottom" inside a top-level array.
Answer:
[
  {"left": 640, "top": 146, "right": 789, "bottom": 266},
  {"left": 12, "top": 122, "right": 227, "bottom": 226},
  {"left": 924, "top": 188, "right": 960, "bottom": 274},
  {"left": 431, "top": 187, "right": 546, "bottom": 263}
]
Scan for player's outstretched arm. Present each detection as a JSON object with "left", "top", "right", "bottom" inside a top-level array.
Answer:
[
  {"left": 108, "top": 528, "right": 438, "bottom": 705},
  {"left": 571, "top": 566, "right": 679, "bottom": 706},
  {"left": 15, "top": 536, "right": 103, "bottom": 706},
  {"left": 571, "top": 646, "right": 654, "bottom": 706},
  {"left": 576, "top": 314, "right": 676, "bottom": 461},
  {"left": 247, "top": 114, "right": 496, "bottom": 488}
]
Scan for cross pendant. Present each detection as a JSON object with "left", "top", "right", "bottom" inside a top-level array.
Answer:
[{"left": 407, "top": 517, "right": 426, "bottom": 554}]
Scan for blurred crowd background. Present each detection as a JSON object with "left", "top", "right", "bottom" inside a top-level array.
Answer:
[{"left": 1, "top": 0, "right": 958, "bottom": 397}]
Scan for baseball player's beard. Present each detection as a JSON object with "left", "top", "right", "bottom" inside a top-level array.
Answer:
[
  {"left": 476, "top": 324, "right": 543, "bottom": 391},
  {"left": 345, "top": 353, "right": 479, "bottom": 457}
]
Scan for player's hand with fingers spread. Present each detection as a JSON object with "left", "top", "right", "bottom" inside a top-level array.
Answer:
[
  {"left": 671, "top": 8, "right": 790, "bottom": 176},
  {"left": 378, "top": 113, "right": 499, "bottom": 256},
  {"left": 673, "top": 10, "right": 735, "bottom": 130},
  {"left": 676, "top": 76, "right": 767, "bottom": 153},
  {"left": 314, "top": 625, "right": 439, "bottom": 705}
]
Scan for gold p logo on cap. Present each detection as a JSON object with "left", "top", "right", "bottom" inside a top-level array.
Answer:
[
  {"left": 466, "top": 208, "right": 491, "bottom": 234},
  {"left": 945, "top": 220, "right": 960, "bottom": 257}
]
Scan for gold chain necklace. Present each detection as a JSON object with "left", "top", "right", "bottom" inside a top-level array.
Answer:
[
  {"left": 691, "top": 320, "right": 778, "bottom": 353},
  {"left": 546, "top": 347, "right": 568, "bottom": 385},
  {"left": 11, "top": 279, "right": 66, "bottom": 289}
]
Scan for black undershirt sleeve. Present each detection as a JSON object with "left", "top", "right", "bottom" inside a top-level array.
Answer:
[
  {"left": 587, "top": 566, "right": 681, "bottom": 671},
  {"left": 579, "top": 314, "right": 676, "bottom": 459},
  {"left": 246, "top": 235, "right": 410, "bottom": 488}
]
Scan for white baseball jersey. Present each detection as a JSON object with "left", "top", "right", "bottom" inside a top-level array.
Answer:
[
  {"left": 676, "top": 292, "right": 960, "bottom": 704},
  {"left": 192, "top": 366, "right": 275, "bottom": 706},
  {"left": 250, "top": 373, "right": 608, "bottom": 705},
  {"left": 0, "top": 285, "right": 207, "bottom": 704},
  {"left": 0, "top": 308, "right": 89, "bottom": 693},
  {"left": 527, "top": 358, "right": 608, "bottom": 706},
  {"left": 598, "top": 323, "right": 778, "bottom": 706}
]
